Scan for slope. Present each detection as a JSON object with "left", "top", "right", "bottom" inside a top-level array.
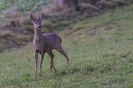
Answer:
[{"left": 0, "top": 4, "right": 133, "bottom": 88}]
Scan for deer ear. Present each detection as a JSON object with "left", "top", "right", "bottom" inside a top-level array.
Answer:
[
  {"left": 30, "top": 14, "right": 36, "bottom": 21},
  {"left": 40, "top": 13, "right": 45, "bottom": 19},
  {"left": 40, "top": 13, "right": 48, "bottom": 19}
]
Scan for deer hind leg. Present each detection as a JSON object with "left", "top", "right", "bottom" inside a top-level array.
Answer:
[
  {"left": 56, "top": 47, "right": 70, "bottom": 69},
  {"left": 48, "top": 51, "right": 57, "bottom": 73}
]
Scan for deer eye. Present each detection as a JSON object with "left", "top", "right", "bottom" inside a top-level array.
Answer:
[{"left": 34, "top": 21, "right": 37, "bottom": 24}]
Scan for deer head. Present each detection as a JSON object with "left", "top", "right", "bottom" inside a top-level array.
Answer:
[{"left": 30, "top": 13, "right": 45, "bottom": 30}]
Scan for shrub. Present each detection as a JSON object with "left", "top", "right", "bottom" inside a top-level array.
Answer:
[{"left": 0, "top": 30, "right": 13, "bottom": 38}]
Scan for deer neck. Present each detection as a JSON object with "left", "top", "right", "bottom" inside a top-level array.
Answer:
[{"left": 34, "top": 29, "right": 43, "bottom": 43}]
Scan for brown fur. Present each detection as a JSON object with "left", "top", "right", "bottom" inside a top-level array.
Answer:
[{"left": 30, "top": 13, "right": 70, "bottom": 77}]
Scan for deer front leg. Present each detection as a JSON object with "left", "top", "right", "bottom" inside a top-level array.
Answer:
[
  {"left": 34, "top": 51, "right": 38, "bottom": 77},
  {"left": 50, "top": 57, "right": 53, "bottom": 70},
  {"left": 39, "top": 52, "right": 44, "bottom": 76}
]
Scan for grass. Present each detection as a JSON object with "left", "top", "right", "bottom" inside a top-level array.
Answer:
[
  {"left": 1, "top": 0, "right": 133, "bottom": 52},
  {"left": 1, "top": 4, "right": 133, "bottom": 88},
  {"left": 0, "top": 0, "right": 48, "bottom": 13}
]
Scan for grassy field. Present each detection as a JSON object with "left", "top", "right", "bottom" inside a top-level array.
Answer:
[
  {"left": 1, "top": 4, "right": 133, "bottom": 88},
  {"left": 1, "top": 0, "right": 133, "bottom": 52}
]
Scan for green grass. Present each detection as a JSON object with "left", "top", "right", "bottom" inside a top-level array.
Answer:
[
  {"left": 0, "top": 0, "right": 48, "bottom": 23},
  {"left": 0, "top": 0, "right": 48, "bottom": 12},
  {"left": 1, "top": 0, "right": 133, "bottom": 52},
  {"left": 1, "top": 5, "right": 133, "bottom": 88}
]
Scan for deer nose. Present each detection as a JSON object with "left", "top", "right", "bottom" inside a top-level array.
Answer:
[{"left": 38, "top": 25, "right": 41, "bottom": 29}]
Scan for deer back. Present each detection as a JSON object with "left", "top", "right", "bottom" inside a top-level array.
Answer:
[{"left": 42, "top": 33, "right": 62, "bottom": 52}]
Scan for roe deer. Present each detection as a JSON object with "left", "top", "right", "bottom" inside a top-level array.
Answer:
[{"left": 30, "top": 13, "right": 70, "bottom": 77}]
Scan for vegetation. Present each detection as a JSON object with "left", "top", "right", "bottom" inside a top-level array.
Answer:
[
  {"left": 0, "top": 0, "right": 133, "bottom": 52},
  {"left": 1, "top": 3, "right": 133, "bottom": 87},
  {"left": 0, "top": 0, "right": 48, "bottom": 13}
]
